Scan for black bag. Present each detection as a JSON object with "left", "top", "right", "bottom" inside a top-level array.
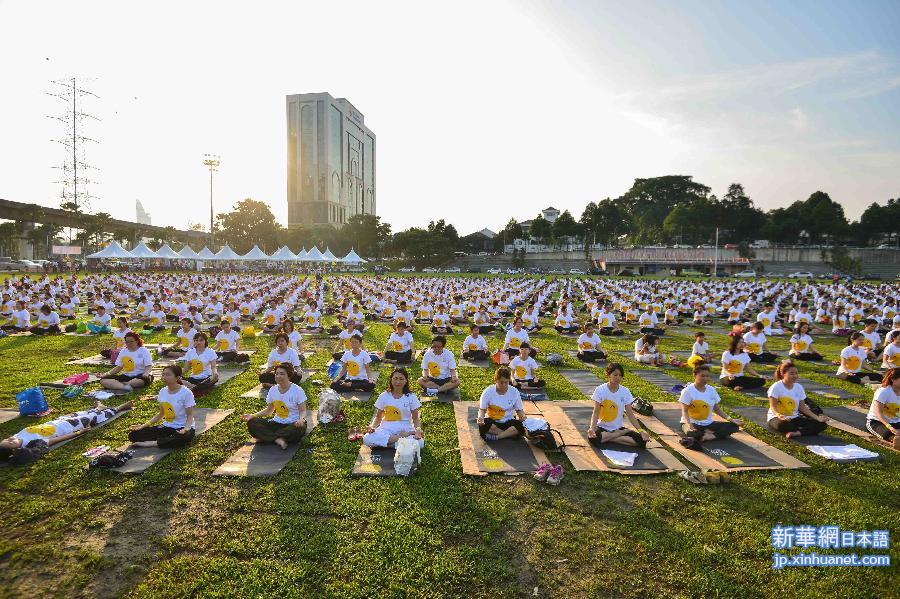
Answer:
[
  {"left": 527, "top": 426, "right": 564, "bottom": 450},
  {"left": 632, "top": 396, "right": 654, "bottom": 416},
  {"left": 804, "top": 398, "right": 823, "bottom": 416},
  {"left": 90, "top": 449, "right": 135, "bottom": 469}
]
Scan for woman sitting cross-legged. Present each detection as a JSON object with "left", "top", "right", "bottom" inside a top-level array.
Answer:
[
  {"left": 836, "top": 332, "right": 882, "bottom": 384},
  {"left": 99, "top": 331, "right": 154, "bottom": 393},
  {"left": 476, "top": 366, "right": 526, "bottom": 441},
  {"left": 766, "top": 360, "right": 829, "bottom": 439},
  {"left": 383, "top": 321, "right": 413, "bottom": 363},
  {"left": 788, "top": 322, "right": 823, "bottom": 361},
  {"left": 363, "top": 367, "right": 425, "bottom": 449},
  {"left": 462, "top": 324, "right": 490, "bottom": 362},
  {"left": 179, "top": 332, "right": 219, "bottom": 391},
  {"left": 0, "top": 399, "right": 134, "bottom": 466},
  {"left": 330, "top": 334, "right": 376, "bottom": 393},
  {"left": 719, "top": 335, "right": 767, "bottom": 391},
  {"left": 587, "top": 362, "right": 650, "bottom": 448},
  {"left": 509, "top": 343, "right": 545, "bottom": 390},
  {"left": 742, "top": 322, "right": 779, "bottom": 363},
  {"left": 241, "top": 363, "right": 309, "bottom": 449},
  {"left": 867, "top": 368, "right": 900, "bottom": 450},
  {"left": 679, "top": 364, "right": 743, "bottom": 447},
  {"left": 30, "top": 305, "right": 61, "bottom": 335},
  {"left": 577, "top": 322, "right": 607, "bottom": 362},
  {"left": 127, "top": 365, "right": 196, "bottom": 449},
  {"left": 260, "top": 332, "right": 304, "bottom": 388}
]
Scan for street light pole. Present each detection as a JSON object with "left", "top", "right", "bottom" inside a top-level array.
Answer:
[
  {"left": 713, "top": 227, "right": 719, "bottom": 276},
  {"left": 202, "top": 154, "right": 221, "bottom": 247}
]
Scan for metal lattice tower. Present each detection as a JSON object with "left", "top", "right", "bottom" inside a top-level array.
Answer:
[{"left": 47, "top": 78, "right": 100, "bottom": 214}]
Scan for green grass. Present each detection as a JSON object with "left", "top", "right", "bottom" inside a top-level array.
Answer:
[{"left": 0, "top": 277, "right": 897, "bottom": 598}]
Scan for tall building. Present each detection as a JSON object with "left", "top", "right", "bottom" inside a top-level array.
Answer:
[
  {"left": 286, "top": 92, "right": 376, "bottom": 228},
  {"left": 135, "top": 199, "right": 151, "bottom": 225}
]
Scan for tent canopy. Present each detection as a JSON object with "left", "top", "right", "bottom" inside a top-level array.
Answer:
[
  {"left": 269, "top": 245, "right": 296, "bottom": 261},
  {"left": 241, "top": 245, "right": 270, "bottom": 260},
  {"left": 198, "top": 246, "right": 217, "bottom": 259},
  {"left": 178, "top": 246, "right": 201, "bottom": 259},
  {"left": 129, "top": 241, "right": 160, "bottom": 259},
  {"left": 86, "top": 241, "right": 135, "bottom": 259},
  {"left": 304, "top": 246, "right": 325, "bottom": 262},
  {"left": 214, "top": 244, "right": 241, "bottom": 260},
  {"left": 341, "top": 248, "right": 367, "bottom": 264},
  {"left": 294, "top": 247, "right": 308, "bottom": 261},
  {"left": 155, "top": 243, "right": 181, "bottom": 259},
  {"left": 322, "top": 247, "right": 338, "bottom": 261}
]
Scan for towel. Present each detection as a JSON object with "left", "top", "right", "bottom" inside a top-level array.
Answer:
[
  {"left": 601, "top": 449, "right": 638, "bottom": 467},
  {"left": 806, "top": 444, "right": 878, "bottom": 461}
]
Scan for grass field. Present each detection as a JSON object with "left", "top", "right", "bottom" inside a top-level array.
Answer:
[{"left": 0, "top": 275, "right": 897, "bottom": 598}]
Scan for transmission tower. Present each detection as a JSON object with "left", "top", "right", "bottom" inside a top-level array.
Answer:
[{"left": 47, "top": 78, "right": 100, "bottom": 215}]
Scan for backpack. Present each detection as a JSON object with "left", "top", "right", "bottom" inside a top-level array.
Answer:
[
  {"left": 16, "top": 387, "right": 49, "bottom": 416},
  {"left": 89, "top": 449, "right": 135, "bottom": 469},
  {"left": 317, "top": 389, "right": 342, "bottom": 424},
  {"left": 631, "top": 396, "right": 654, "bottom": 416},
  {"left": 546, "top": 353, "right": 563, "bottom": 366},
  {"left": 393, "top": 436, "right": 421, "bottom": 476},
  {"left": 75, "top": 321, "right": 88, "bottom": 334},
  {"left": 527, "top": 426, "right": 564, "bottom": 450}
]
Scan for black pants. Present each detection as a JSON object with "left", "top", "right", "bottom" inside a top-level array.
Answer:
[
  {"left": 866, "top": 419, "right": 900, "bottom": 441},
  {"left": 462, "top": 350, "right": 490, "bottom": 361},
  {"left": 767, "top": 416, "right": 827, "bottom": 437},
  {"left": 681, "top": 420, "right": 739, "bottom": 441},
  {"left": 330, "top": 378, "right": 375, "bottom": 392},
  {"left": 589, "top": 428, "right": 646, "bottom": 449},
  {"left": 598, "top": 327, "right": 624, "bottom": 336},
  {"left": 30, "top": 324, "right": 61, "bottom": 334},
  {"left": 128, "top": 425, "right": 195, "bottom": 448},
  {"left": 748, "top": 352, "right": 779, "bottom": 363},
  {"left": 478, "top": 325, "right": 496, "bottom": 334},
  {"left": 639, "top": 327, "right": 665, "bottom": 336},
  {"left": 555, "top": 326, "right": 579, "bottom": 334},
  {"left": 216, "top": 351, "right": 248, "bottom": 363},
  {"left": 843, "top": 372, "right": 882, "bottom": 385},
  {"left": 247, "top": 417, "right": 306, "bottom": 444},
  {"left": 431, "top": 326, "right": 454, "bottom": 335},
  {"left": 478, "top": 418, "right": 525, "bottom": 438},
  {"left": 721, "top": 376, "right": 765, "bottom": 389},
  {"left": 790, "top": 352, "right": 823, "bottom": 361},
  {"left": 186, "top": 375, "right": 213, "bottom": 389},
  {"left": 259, "top": 372, "right": 303, "bottom": 385},
  {"left": 384, "top": 349, "right": 413, "bottom": 363},
  {"left": 512, "top": 378, "right": 545, "bottom": 389},
  {"left": 577, "top": 350, "right": 607, "bottom": 362}
]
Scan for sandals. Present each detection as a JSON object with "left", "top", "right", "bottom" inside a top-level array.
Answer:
[{"left": 678, "top": 469, "right": 731, "bottom": 485}]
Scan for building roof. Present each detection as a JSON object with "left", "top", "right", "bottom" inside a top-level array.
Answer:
[{"left": 543, "top": 206, "right": 559, "bottom": 212}]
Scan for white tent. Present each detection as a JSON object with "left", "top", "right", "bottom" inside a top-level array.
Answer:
[
  {"left": 269, "top": 245, "right": 297, "bottom": 261},
  {"left": 241, "top": 245, "right": 270, "bottom": 260},
  {"left": 130, "top": 241, "right": 160, "bottom": 259},
  {"left": 86, "top": 241, "right": 135, "bottom": 259},
  {"left": 198, "top": 246, "right": 217, "bottom": 260},
  {"left": 178, "top": 246, "right": 201, "bottom": 260},
  {"left": 304, "top": 246, "right": 325, "bottom": 262},
  {"left": 322, "top": 247, "right": 338, "bottom": 262},
  {"left": 341, "top": 248, "right": 367, "bottom": 264},
  {"left": 155, "top": 244, "right": 181, "bottom": 259},
  {"left": 294, "top": 247, "right": 308, "bottom": 261},
  {"left": 214, "top": 244, "right": 241, "bottom": 260}
]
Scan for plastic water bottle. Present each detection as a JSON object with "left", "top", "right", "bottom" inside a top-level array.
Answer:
[{"left": 157, "top": 342, "right": 162, "bottom": 355}]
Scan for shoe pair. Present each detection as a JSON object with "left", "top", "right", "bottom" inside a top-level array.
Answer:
[{"left": 533, "top": 463, "right": 565, "bottom": 486}]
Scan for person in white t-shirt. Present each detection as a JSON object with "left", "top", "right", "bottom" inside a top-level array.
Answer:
[
  {"left": 788, "top": 322, "right": 823, "bottom": 361},
  {"left": 430, "top": 303, "right": 454, "bottom": 336},
  {"left": 417, "top": 335, "right": 460, "bottom": 394},
  {"left": 766, "top": 360, "right": 828, "bottom": 438},
  {"left": 241, "top": 363, "right": 309, "bottom": 449},
  {"left": 146, "top": 302, "right": 167, "bottom": 331},
  {"left": 587, "top": 363, "right": 649, "bottom": 447},
  {"left": 837, "top": 333, "right": 881, "bottom": 384},
  {"left": 213, "top": 319, "right": 246, "bottom": 363},
  {"left": 687, "top": 331, "right": 709, "bottom": 368},
  {"left": 576, "top": 323, "right": 607, "bottom": 363},
  {"left": 2, "top": 300, "right": 32, "bottom": 331},
  {"left": 720, "top": 336, "right": 767, "bottom": 391},
  {"left": 160, "top": 318, "right": 196, "bottom": 358},
  {"left": 334, "top": 321, "right": 365, "bottom": 361},
  {"left": 509, "top": 343, "right": 544, "bottom": 390},
  {"left": 679, "top": 364, "right": 743, "bottom": 446},
  {"left": 127, "top": 364, "right": 197, "bottom": 449},
  {"left": 0, "top": 399, "right": 134, "bottom": 466},
  {"left": 867, "top": 369, "right": 900, "bottom": 449},
  {"left": 180, "top": 332, "right": 219, "bottom": 391},
  {"left": 99, "top": 332, "right": 155, "bottom": 392},
  {"left": 503, "top": 318, "right": 532, "bottom": 359},
  {"left": 462, "top": 324, "right": 490, "bottom": 362},
  {"left": 331, "top": 334, "right": 376, "bottom": 392},
  {"left": 363, "top": 367, "right": 424, "bottom": 449},
  {"left": 477, "top": 367, "right": 526, "bottom": 440},
  {"left": 881, "top": 335, "right": 900, "bottom": 370},
  {"left": 30, "top": 305, "right": 61, "bottom": 334},
  {"left": 383, "top": 321, "right": 414, "bottom": 363},
  {"left": 260, "top": 333, "right": 304, "bottom": 387},
  {"left": 743, "top": 322, "right": 779, "bottom": 363}
]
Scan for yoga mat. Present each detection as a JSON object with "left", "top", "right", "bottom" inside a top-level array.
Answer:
[
  {"left": 453, "top": 402, "right": 547, "bottom": 476},
  {"left": 41, "top": 373, "right": 103, "bottom": 389},
  {"left": 421, "top": 387, "right": 462, "bottom": 404},
  {"left": 640, "top": 403, "right": 808, "bottom": 471},
  {"left": 797, "top": 378, "right": 859, "bottom": 399},
  {"left": 566, "top": 350, "right": 606, "bottom": 363},
  {"left": 632, "top": 369, "right": 686, "bottom": 393},
  {"left": 732, "top": 406, "right": 880, "bottom": 463},
  {"left": 457, "top": 358, "right": 491, "bottom": 368},
  {"left": 560, "top": 369, "right": 602, "bottom": 397},
  {"left": 352, "top": 444, "right": 418, "bottom": 477},
  {"left": 822, "top": 406, "right": 899, "bottom": 453},
  {"left": 0, "top": 408, "right": 20, "bottom": 424},
  {"left": 213, "top": 415, "right": 318, "bottom": 476},
  {"left": 541, "top": 402, "right": 686, "bottom": 474},
  {"left": 110, "top": 408, "right": 234, "bottom": 474}
]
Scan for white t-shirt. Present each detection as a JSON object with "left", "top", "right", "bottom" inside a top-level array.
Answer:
[
  {"left": 691, "top": 340, "right": 709, "bottom": 357},
  {"left": 577, "top": 333, "right": 602, "bottom": 352},
  {"left": 869, "top": 386, "right": 900, "bottom": 424},
  {"left": 286, "top": 330, "right": 303, "bottom": 351},
  {"left": 182, "top": 347, "right": 218, "bottom": 378},
  {"left": 112, "top": 328, "right": 132, "bottom": 349},
  {"left": 421, "top": 349, "right": 456, "bottom": 379},
  {"left": 463, "top": 334, "right": 488, "bottom": 352},
  {"left": 509, "top": 356, "right": 539, "bottom": 381},
  {"left": 838, "top": 346, "right": 867, "bottom": 374},
  {"left": 742, "top": 331, "right": 767, "bottom": 355},
  {"left": 148, "top": 311, "right": 166, "bottom": 327},
  {"left": 14, "top": 416, "right": 76, "bottom": 445},
  {"left": 12, "top": 309, "right": 30, "bottom": 328},
  {"left": 882, "top": 343, "right": 900, "bottom": 369},
  {"left": 387, "top": 331, "right": 413, "bottom": 353},
  {"left": 214, "top": 329, "right": 240, "bottom": 352},
  {"left": 341, "top": 349, "right": 372, "bottom": 380},
  {"left": 504, "top": 328, "right": 530, "bottom": 349},
  {"left": 591, "top": 383, "right": 634, "bottom": 431},
  {"left": 158, "top": 385, "right": 196, "bottom": 429},
  {"left": 479, "top": 384, "right": 523, "bottom": 423},
  {"left": 767, "top": 380, "right": 806, "bottom": 421},
  {"left": 338, "top": 329, "right": 364, "bottom": 350},
  {"left": 790, "top": 334, "right": 814, "bottom": 355},
  {"left": 267, "top": 383, "right": 308, "bottom": 425},
  {"left": 678, "top": 383, "right": 721, "bottom": 426},
  {"left": 720, "top": 351, "right": 750, "bottom": 379},
  {"left": 115, "top": 346, "right": 153, "bottom": 376},
  {"left": 37, "top": 311, "right": 60, "bottom": 327},
  {"left": 176, "top": 327, "right": 197, "bottom": 349},
  {"left": 861, "top": 330, "right": 881, "bottom": 351},
  {"left": 374, "top": 391, "right": 421, "bottom": 432},
  {"left": 267, "top": 347, "right": 302, "bottom": 369}
]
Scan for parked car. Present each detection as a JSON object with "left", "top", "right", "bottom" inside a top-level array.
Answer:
[
  {"left": 723, "top": 244, "right": 738, "bottom": 249},
  {"left": 548, "top": 268, "right": 566, "bottom": 275},
  {"left": 733, "top": 269, "right": 757, "bottom": 278},
  {"left": 0, "top": 257, "right": 25, "bottom": 271},
  {"left": 619, "top": 269, "right": 635, "bottom": 276},
  {"left": 371, "top": 265, "right": 388, "bottom": 273},
  {"left": 506, "top": 268, "right": 521, "bottom": 274},
  {"left": 696, "top": 244, "right": 714, "bottom": 249},
  {"left": 422, "top": 267, "right": 438, "bottom": 273},
  {"left": 568, "top": 268, "right": 586, "bottom": 275},
  {"left": 589, "top": 267, "right": 609, "bottom": 276},
  {"left": 788, "top": 271, "right": 814, "bottom": 279},
  {"left": 487, "top": 267, "right": 501, "bottom": 274},
  {"left": 398, "top": 266, "right": 415, "bottom": 273},
  {"left": 444, "top": 266, "right": 461, "bottom": 273},
  {"left": 673, "top": 244, "right": 693, "bottom": 249},
  {"left": 15, "top": 259, "right": 41, "bottom": 272}
]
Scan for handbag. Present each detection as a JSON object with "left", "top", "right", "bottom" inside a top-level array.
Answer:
[{"left": 16, "top": 387, "right": 49, "bottom": 416}]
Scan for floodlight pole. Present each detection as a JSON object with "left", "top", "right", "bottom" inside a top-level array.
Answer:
[
  {"left": 713, "top": 227, "right": 719, "bottom": 276},
  {"left": 203, "top": 154, "right": 220, "bottom": 246}
]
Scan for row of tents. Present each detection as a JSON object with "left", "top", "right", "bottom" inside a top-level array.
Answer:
[{"left": 86, "top": 241, "right": 367, "bottom": 264}]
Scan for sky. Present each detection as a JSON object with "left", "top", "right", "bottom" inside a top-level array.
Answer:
[{"left": 0, "top": 0, "right": 898, "bottom": 237}]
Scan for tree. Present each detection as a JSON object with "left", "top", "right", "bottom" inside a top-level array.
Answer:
[
  {"left": 552, "top": 210, "right": 581, "bottom": 249},
  {"left": 618, "top": 175, "right": 712, "bottom": 243},
  {"left": 580, "top": 199, "right": 626, "bottom": 246},
  {"left": 25, "top": 223, "right": 63, "bottom": 259},
  {"left": 343, "top": 214, "right": 392, "bottom": 257},
  {"left": 496, "top": 218, "right": 523, "bottom": 252},
  {"left": 215, "top": 199, "right": 283, "bottom": 253},
  {"left": 0, "top": 221, "right": 24, "bottom": 258},
  {"left": 825, "top": 245, "right": 862, "bottom": 275},
  {"left": 529, "top": 215, "right": 552, "bottom": 246}
]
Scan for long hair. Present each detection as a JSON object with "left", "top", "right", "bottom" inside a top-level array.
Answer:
[
  {"left": 774, "top": 359, "right": 797, "bottom": 380},
  {"left": 386, "top": 367, "right": 411, "bottom": 395},
  {"left": 882, "top": 368, "right": 900, "bottom": 388},
  {"left": 728, "top": 334, "right": 743, "bottom": 355}
]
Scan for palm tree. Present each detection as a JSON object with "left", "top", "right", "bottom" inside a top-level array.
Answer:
[{"left": 0, "top": 221, "right": 24, "bottom": 258}]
